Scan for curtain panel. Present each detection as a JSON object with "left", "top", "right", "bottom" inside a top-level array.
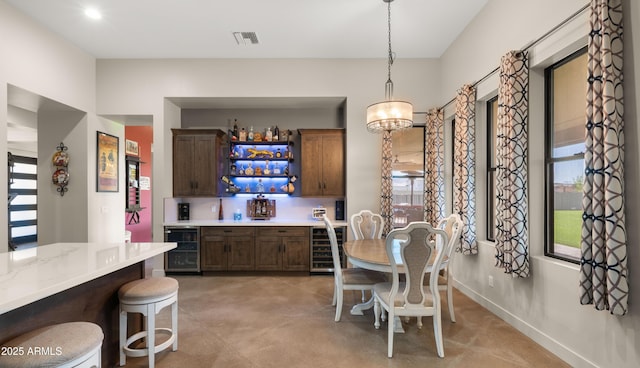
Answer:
[
  {"left": 380, "top": 130, "right": 394, "bottom": 236},
  {"left": 424, "top": 108, "right": 445, "bottom": 225},
  {"left": 579, "top": 0, "right": 627, "bottom": 315},
  {"left": 495, "top": 51, "right": 530, "bottom": 278},
  {"left": 453, "top": 84, "right": 478, "bottom": 255}
]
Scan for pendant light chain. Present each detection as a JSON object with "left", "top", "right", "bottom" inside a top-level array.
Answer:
[{"left": 387, "top": 0, "right": 393, "bottom": 82}]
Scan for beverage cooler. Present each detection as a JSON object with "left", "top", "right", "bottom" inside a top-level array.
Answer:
[
  {"left": 164, "top": 226, "right": 200, "bottom": 273},
  {"left": 310, "top": 225, "right": 346, "bottom": 273}
]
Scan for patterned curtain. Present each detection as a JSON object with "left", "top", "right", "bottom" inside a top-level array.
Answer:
[
  {"left": 579, "top": 0, "right": 627, "bottom": 315},
  {"left": 453, "top": 84, "right": 478, "bottom": 255},
  {"left": 380, "top": 130, "right": 394, "bottom": 236},
  {"left": 424, "top": 108, "right": 445, "bottom": 225},
  {"left": 495, "top": 51, "right": 530, "bottom": 278}
]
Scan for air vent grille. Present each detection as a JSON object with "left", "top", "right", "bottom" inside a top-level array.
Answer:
[{"left": 233, "top": 32, "right": 259, "bottom": 45}]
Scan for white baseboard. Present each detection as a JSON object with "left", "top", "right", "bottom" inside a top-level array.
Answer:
[{"left": 453, "top": 280, "right": 598, "bottom": 368}]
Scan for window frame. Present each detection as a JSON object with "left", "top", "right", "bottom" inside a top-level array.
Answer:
[
  {"left": 486, "top": 96, "right": 498, "bottom": 242},
  {"left": 544, "top": 46, "right": 588, "bottom": 264}
]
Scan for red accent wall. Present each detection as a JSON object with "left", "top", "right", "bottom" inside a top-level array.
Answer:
[{"left": 125, "top": 126, "right": 153, "bottom": 242}]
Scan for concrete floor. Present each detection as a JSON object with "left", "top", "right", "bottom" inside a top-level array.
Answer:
[{"left": 120, "top": 275, "right": 570, "bottom": 368}]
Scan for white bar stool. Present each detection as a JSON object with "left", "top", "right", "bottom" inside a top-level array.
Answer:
[
  {"left": 0, "top": 321, "right": 103, "bottom": 368},
  {"left": 119, "top": 277, "right": 178, "bottom": 368}
]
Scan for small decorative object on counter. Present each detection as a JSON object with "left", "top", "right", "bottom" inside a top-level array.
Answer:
[
  {"left": 247, "top": 194, "right": 276, "bottom": 220},
  {"left": 234, "top": 209, "right": 242, "bottom": 221},
  {"left": 52, "top": 142, "right": 69, "bottom": 196}
]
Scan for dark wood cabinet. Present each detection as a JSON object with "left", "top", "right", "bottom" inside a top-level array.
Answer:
[
  {"left": 298, "top": 129, "right": 345, "bottom": 197},
  {"left": 172, "top": 129, "right": 225, "bottom": 197},
  {"left": 200, "top": 227, "right": 255, "bottom": 271},
  {"left": 255, "top": 227, "right": 310, "bottom": 271}
]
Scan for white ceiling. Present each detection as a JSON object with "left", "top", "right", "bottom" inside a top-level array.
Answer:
[{"left": 5, "top": 0, "right": 487, "bottom": 59}]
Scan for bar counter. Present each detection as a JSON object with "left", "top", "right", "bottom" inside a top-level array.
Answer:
[{"left": 0, "top": 242, "right": 176, "bottom": 367}]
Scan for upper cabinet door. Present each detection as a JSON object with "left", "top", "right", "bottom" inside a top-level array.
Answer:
[
  {"left": 298, "top": 129, "right": 345, "bottom": 197},
  {"left": 172, "top": 129, "right": 225, "bottom": 197}
]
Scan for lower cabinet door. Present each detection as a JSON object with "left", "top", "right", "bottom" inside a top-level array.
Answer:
[
  {"left": 201, "top": 234, "right": 226, "bottom": 271},
  {"left": 255, "top": 236, "right": 283, "bottom": 271},
  {"left": 228, "top": 236, "right": 256, "bottom": 271},
  {"left": 282, "top": 236, "right": 310, "bottom": 271}
]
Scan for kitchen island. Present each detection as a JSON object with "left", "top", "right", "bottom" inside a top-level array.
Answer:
[{"left": 0, "top": 241, "right": 176, "bottom": 367}]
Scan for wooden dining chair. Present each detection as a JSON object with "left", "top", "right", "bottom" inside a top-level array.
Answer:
[
  {"left": 350, "top": 210, "right": 384, "bottom": 240},
  {"left": 350, "top": 210, "right": 386, "bottom": 302},
  {"left": 373, "top": 221, "right": 449, "bottom": 358},
  {"left": 323, "top": 215, "right": 387, "bottom": 322},
  {"left": 436, "top": 213, "right": 464, "bottom": 322},
  {"left": 418, "top": 213, "right": 464, "bottom": 326}
]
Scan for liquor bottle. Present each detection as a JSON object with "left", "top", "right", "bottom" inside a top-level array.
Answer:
[
  {"left": 274, "top": 126, "right": 279, "bottom": 141},
  {"left": 232, "top": 119, "right": 239, "bottom": 140},
  {"left": 218, "top": 198, "right": 224, "bottom": 220},
  {"left": 248, "top": 126, "right": 254, "bottom": 141},
  {"left": 239, "top": 127, "right": 247, "bottom": 141},
  {"left": 265, "top": 127, "right": 273, "bottom": 142}
]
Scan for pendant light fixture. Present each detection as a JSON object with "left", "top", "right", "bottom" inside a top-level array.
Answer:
[{"left": 366, "top": 0, "right": 413, "bottom": 133}]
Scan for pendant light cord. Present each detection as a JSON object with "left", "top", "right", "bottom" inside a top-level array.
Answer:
[{"left": 384, "top": 0, "right": 395, "bottom": 100}]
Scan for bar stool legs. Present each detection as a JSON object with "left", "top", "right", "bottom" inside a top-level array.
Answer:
[{"left": 119, "top": 277, "right": 178, "bottom": 368}]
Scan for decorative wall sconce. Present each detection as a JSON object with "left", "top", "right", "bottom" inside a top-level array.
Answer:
[{"left": 52, "top": 142, "right": 69, "bottom": 196}]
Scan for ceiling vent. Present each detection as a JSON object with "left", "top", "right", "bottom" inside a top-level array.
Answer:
[{"left": 233, "top": 32, "right": 259, "bottom": 45}]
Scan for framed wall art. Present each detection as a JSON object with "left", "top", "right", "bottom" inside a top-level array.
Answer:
[
  {"left": 97, "top": 131, "right": 119, "bottom": 192},
  {"left": 125, "top": 139, "right": 139, "bottom": 156}
]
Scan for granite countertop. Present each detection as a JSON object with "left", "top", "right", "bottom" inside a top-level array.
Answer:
[
  {"left": 163, "top": 219, "right": 349, "bottom": 227},
  {"left": 0, "top": 242, "right": 176, "bottom": 314}
]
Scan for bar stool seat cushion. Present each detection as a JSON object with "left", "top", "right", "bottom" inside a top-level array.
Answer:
[
  {"left": 0, "top": 322, "right": 103, "bottom": 368},
  {"left": 119, "top": 277, "right": 179, "bottom": 304}
]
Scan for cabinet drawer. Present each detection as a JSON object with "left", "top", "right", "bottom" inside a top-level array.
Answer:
[
  {"left": 257, "top": 227, "right": 309, "bottom": 237},
  {"left": 201, "top": 227, "right": 255, "bottom": 237}
]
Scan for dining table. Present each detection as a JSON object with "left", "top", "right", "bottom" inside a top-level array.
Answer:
[{"left": 343, "top": 237, "right": 444, "bottom": 333}]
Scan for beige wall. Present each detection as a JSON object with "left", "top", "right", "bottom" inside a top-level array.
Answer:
[
  {"left": 95, "top": 58, "right": 442, "bottom": 249},
  {"left": 440, "top": 1, "right": 639, "bottom": 367}
]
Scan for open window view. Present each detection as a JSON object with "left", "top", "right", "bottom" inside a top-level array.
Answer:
[{"left": 545, "top": 47, "right": 588, "bottom": 262}]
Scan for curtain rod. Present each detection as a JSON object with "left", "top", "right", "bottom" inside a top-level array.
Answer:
[{"left": 439, "top": 2, "right": 590, "bottom": 112}]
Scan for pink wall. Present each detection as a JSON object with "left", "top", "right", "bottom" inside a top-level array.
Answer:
[{"left": 125, "top": 126, "right": 153, "bottom": 242}]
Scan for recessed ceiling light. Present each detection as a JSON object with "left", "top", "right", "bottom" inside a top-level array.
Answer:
[{"left": 84, "top": 8, "right": 102, "bottom": 20}]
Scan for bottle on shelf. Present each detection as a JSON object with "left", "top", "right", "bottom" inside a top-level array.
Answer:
[
  {"left": 274, "top": 126, "right": 280, "bottom": 141},
  {"left": 248, "top": 126, "right": 254, "bottom": 141},
  {"left": 239, "top": 127, "right": 247, "bottom": 141},
  {"left": 232, "top": 119, "right": 239, "bottom": 140},
  {"left": 265, "top": 127, "right": 273, "bottom": 142}
]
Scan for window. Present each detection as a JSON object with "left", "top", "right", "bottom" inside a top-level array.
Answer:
[
  {"left": 486, "top": 96, "right": 498, "bottom": 241},
  {"left": 8, "top": 153, "right": 38, "bottom": 248},
  {"left": 391, "top": 127, "right": 425, "bottom": 227},
  {"left": 544, "top": 47, "right": 588, "bottom": 262}
]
